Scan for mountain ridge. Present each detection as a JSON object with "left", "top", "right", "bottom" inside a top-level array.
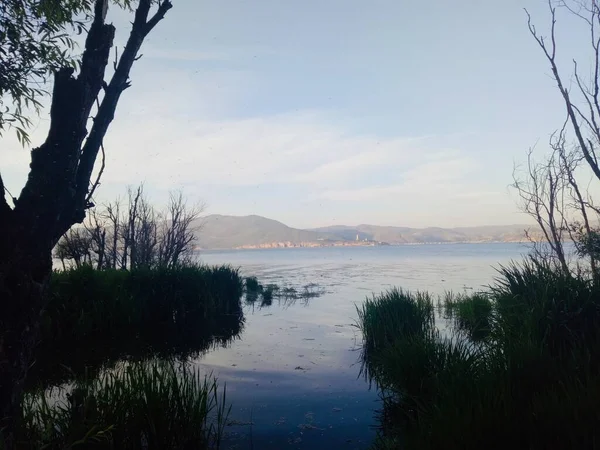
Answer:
[{"left": 195, "top": 214, "right": 534, "bottom": 250}]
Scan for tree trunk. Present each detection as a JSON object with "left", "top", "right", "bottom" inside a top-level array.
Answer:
[
  {"left": 0, "top": 1, "right": 171, "bottom": 446},
  {"left": 0, "top": 233, "right": 52, "bottom": 447}
]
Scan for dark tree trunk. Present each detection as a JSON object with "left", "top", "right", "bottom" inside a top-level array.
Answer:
[
  {"left": 0, "top": 1, "right": 171, "bottom": 447},
  {"left": 0, "top": 226, "right": 52, "bottom": 447}
]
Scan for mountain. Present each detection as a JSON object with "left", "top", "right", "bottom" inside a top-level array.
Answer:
[
  {"left": 196, "top": 215, "right": 325, "bottom": 249},
  {"left": 312, "top": 224, "right": 532, "bottom": 245},
  {"left": 195, "top": 214, "right": 533, "bottom": 250}
]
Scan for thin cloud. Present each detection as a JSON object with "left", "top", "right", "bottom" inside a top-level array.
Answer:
[{"left": 319, "top": 156, "right": 479, "bottom": 201}]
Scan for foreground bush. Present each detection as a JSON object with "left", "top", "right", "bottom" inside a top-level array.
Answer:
[
  {"left": 359, "top": 258, "right": 600, "bottom": 450},
  {"left": 19, "top": 360, "right": 229, "bottom": 449}
]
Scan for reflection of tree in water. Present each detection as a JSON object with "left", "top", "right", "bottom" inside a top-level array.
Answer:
[
  {"left": 28, "top": 313, "right": 244, "bottom": 390},
  {"left": 27, "top": 265, "right": 246, "bottom": 390},
  {"left": 244, "top": 281, "right": 325, "bottom": 311}
]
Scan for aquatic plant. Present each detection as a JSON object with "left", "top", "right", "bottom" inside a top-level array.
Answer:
[
  {"left": 442, "top": 292, "right": 493, "bottom": 341},
  {"left": 244, "top": 276, "right": 261, "bottom": 293},
  {"left": 19, "top": 359, "right": 229, "bottom": 449},
  {"left": 359, "top": 260, "right": 600, "bottom": 450},
  {"left": 357, "top": 288, "right": 434, "bottom": 381},
  {"left": 261, "top": 286, "right": 274, "bottom": 304},
  {"left": 243, "top": 279, "right": 324, "bottom": 310}
]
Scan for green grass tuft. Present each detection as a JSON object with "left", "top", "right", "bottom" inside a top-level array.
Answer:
[
  {"left": 443, "top": 292, "right": 493, "bottom": 341},
  {"left": 356, "top": 288, "right": 434, "bottom": 382},
  {"left": 20, "top": 359, "right": 229, "bottom": 449}
]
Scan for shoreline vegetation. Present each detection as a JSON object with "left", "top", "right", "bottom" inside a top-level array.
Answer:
[
  {"left": 357, "top": 258, "right": 600, "bottom": 449},
  {"left": 17, "top": 263, "right": 245, "bottom": 449},
  {"left": 21, "top": 360, "right": 230, "bottom": 450},
  {"left": 18, "top": 263, "right": 321, "bottom": 449}
]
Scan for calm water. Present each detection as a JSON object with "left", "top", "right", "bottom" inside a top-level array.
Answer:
[{"left": 196, "top": 243, "right": 530, "bottom": 450}]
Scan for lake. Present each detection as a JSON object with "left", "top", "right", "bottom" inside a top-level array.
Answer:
[{"left": 196, "top": 243, "right": 531, "bottom": 450}]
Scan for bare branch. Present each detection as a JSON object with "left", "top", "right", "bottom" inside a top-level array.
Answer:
[
  {"left": 557, "top": 0, "right": 594, "bottom": 26},
  {"left": 573, "top": 60, "right": 600, "bottom": 147},
  {"left": 512, "top": 146, "right": 570, "bottom": 273},
  {"left": 86, "top": 143, "right": 106, "bottom": 204},
  {"left": 74, "top": 0, "right": 172, "bottom": 224},
  {"left": 144, "top": 1, "right": 173, "bottom": 36},
  {"left": 527, "top": 1, "right": 600, "bottom": 182}
]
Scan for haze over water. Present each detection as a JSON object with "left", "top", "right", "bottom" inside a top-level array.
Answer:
[{"left": 196, "top": 243, "right": 530, "bottom": 449}]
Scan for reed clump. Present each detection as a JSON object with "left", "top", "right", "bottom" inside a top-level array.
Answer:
[
  {"left": 19, "top": 359, "right": 229, "bottom": 449},
  {"left": 358, "top": 258, "right": 600, "bottom": 450}
]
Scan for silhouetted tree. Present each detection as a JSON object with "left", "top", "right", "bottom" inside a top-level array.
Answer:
[
  {"left": 158, "top": 191, "right": 204, "bottom": 268},
  {"left": 0, "top": 0, "right": 94, "bottom": 143},
  {"left": 515, "top": 0, "right": 600, "bottom": 277},
  {"left": 54, "top": 228, "right": 94, "bottom": 269},
  {"left": 55, "top": 186, "right": 203, "bottom": 270},
  {"left": 0, "top": 0, "right": 172, "bottom": 446}
]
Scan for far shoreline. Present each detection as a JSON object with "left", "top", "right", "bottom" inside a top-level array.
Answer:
[{"left": 197, "top": 240, "right": 533, "bottom": 252}]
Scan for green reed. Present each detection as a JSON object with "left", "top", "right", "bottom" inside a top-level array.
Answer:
[
  {"left": 19, "top": 359, "right": 229, "bottom": 449},
  {"left": 442, "top": 292, "right": 493, "bottom": 341},
  {"left": 358, "top": 259, "right": 600, "bottom": 450}
]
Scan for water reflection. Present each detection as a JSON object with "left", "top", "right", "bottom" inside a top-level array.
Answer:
[
  {"left": 21, "top": 245, "right": 525, "bottom": 450},
  {"left": 28, "top": 312, "right": 245, "bottom": 389},
  {"left": 196, "top": 244, "right": 530, "bottom": 449}
]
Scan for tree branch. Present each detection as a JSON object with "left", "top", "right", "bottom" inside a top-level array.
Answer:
[
  {"left": 144, "top": 1, "right": 173, "bottom": 36},
  {"left": 74, "top": 0, "right": 172, "bottom": 220},
  {"left": 527, "top": 1, "right": 600, "bottom": 182},
  {"left": 86, "top": 142, "right": 106, "bottom": 204},
  {"left": 0, "top": 173, "right": 13, "bottom": 219},
  {"left": 14, "top": 0, "right": 115, "bottom": 245}
]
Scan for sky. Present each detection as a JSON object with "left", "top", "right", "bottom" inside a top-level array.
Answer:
[{"left": 0, "top": 0, "right": 595, "bottom": 228}]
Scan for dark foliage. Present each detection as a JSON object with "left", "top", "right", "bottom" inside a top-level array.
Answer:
[
  {"left": 28, "top": 264, "right": 244, "bottom": 388},
  {"left": 359, "top": 261, "right": 600, "bottom": 450}
]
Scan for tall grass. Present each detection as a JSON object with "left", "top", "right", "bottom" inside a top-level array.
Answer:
[
  {"left": 359, "top": 259, "right": 600, "bottom": 450},
  {"left": 356, "top": 288, "right": 434, "bottom": 382},
  {"left": 492, "top": 258, "right": 600, "bottom": 359},
  {"left": 30, "top": 264, "right": 244, "bottom": 388},
  {"left": 442, "top": 292, "right": 493, "bottom": 341},
  {"left": 19, "top": 359, "right": 229, "bottom": 449}
]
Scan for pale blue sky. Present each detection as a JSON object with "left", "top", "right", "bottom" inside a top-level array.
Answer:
[{"left": 0, "top": 0, "right": 592, "bottom": 228}]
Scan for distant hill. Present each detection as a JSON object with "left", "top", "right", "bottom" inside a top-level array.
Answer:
[
  {"left": 196, "top": 215, "right": 325, "bottom": 249},
  {"left": 313, "top": 224, "right": 532, "bottom": 245},
  {"left": 195, "top": 214, "right": 534, "bottom": 250}
]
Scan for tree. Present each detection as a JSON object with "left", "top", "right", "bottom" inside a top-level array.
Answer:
[
  {"left": 0, "top": 0, "right": 95, "bottom": 143},
  {"left": 55, "top": 186, "right": 203, "bottom": 270},
  {"left": 513, "top": 146, "right": 571, "bottom": 273},
  {"left": 157, "top": 191, "right": 203, "bottom": 268},
  {"left": 54, "top": 227, "right": 94, "bottom": 269},
  {"left": 0, "top": 0, "right": 172, "bottom": 446},
  {"left": 515, "top": 0, "right": 600, "bottom": 277}
]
